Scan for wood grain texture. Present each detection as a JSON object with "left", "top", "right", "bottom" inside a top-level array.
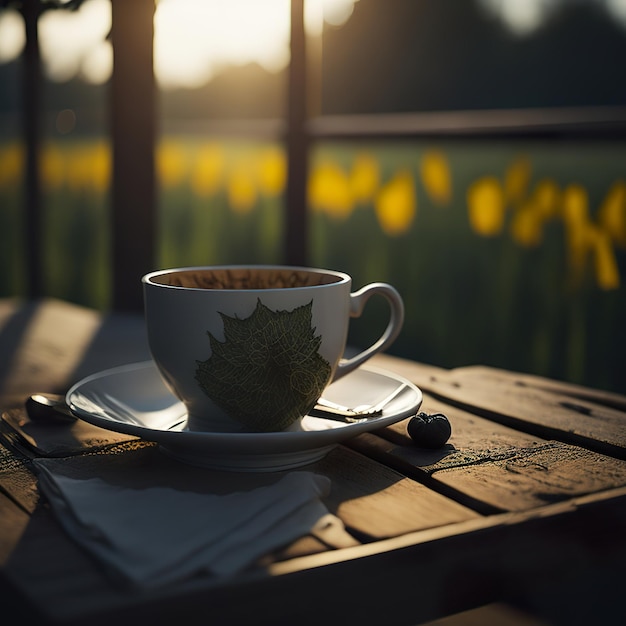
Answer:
[
  {"left": 454, "top": 365, "right": 626, "bottom": 411},
  {"left": 0, "top": 298, "right": 151, "bottom": 401},
  {"left": 1, "top": 407, "right": 136, "bottom": 458},
  {"left": 0, "top": 491, "right": 30, "bottom": 565},
  {"left": 0, "top": 439, "right": 39, "bottom": 514},
  {"left": 0, "top": 299, "right": 101, "bottom": 396},
  {"left": 371, "top": 357, "right": 626, "bottom": 460},
  {"left": 313, "top": 446, "right": 479, "bottom": 539},
  {"left": 349, "top": 393, "right": 626, "bottom": 513}
]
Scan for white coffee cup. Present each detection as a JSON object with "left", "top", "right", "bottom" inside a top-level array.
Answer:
[{"left": 142, "top": 265, "right": 404, "bottom": 432}]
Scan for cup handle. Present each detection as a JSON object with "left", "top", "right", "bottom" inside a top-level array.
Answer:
[{"left": 333, "top": 282, "right": 404, "bottom": 381}]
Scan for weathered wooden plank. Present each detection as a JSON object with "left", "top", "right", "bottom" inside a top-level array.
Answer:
[
  {"left": 349, "top": 394, "right": 626, "bottom": 513},
  {"left": 313, "top": 446, "right": 478, "bottom": 539},
  {"left": 264, "top": 488, "right": 626, "bottom": 626},
  {"left": 0, "top": 491, "right": 30, "bottom": 565},
  {"left": 433, "top": 443, "right": 626, "bottom": 513},
  {"left": 0, "top": 439, "right": 39, "bottom": 514},
  {"left": 451, "top": 365, "right": 626, "bottom": 412},
  {"left": 380, "top": 360, "right": 626, "bottom": 459},
  {"left": 0, "top": 299, "right": 102, "bottom": 397},
  {"left": 1, "top": 407, "right": 136, "bottom": 458},
  {"left": 0, "top": 298, "right": 151, "bottom": 402},
  {"left": 370, "top": 358, "right": 626, "bottom": 457},
  {"left": 418, "top": 602, "right": 548, "bottom": 626}
]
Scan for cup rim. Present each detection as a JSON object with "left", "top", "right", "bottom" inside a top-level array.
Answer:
[{"left": 142, "top": 265, "right": 351, "bottom": 291}]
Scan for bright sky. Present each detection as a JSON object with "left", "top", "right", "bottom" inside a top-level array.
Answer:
[
  {"left": 0, "top": 0, "right": 625, "bottom": 87},
  {"left": 0, "top": 0, "right": 359, "bottom": 88}
]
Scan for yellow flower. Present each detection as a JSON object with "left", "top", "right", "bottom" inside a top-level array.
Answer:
[
  {"left": 157, "top": 140, "right": 187, "bottom": 188},
  {"left": 350, "top": 152, "right": 379, "bottom": 204},
  {"left": 39, "top": 143, "right": 65, "bottom": 191},
  {"left": 0, "top": 142, "right": 24, "bottom": 187},
  {"left": 257, "top": 146, "right": 286, "bottom": 197},
  {"left": 563, "top": 185, "right": 593, "bottom": 275},
  {"left": 419, "top": 150, "right": 452, "bottom": 205},
  {"left": 374, "top": 170, "right": 416, "bottom": 236},
  {"left": 65, "top": 145, "right": 92, "bottom": 191},
  {"left": 308, "top": 161, "right": 353, "bottom": 219},
  {"left": 561, "top": 185, "right": 596, "bottom": 281},
  {"left": 191, "top": 143, "right": 224, "bottom": 197},
  {"left": 227, "top": 160, "right": 257, "bottom": 214},
  {"left": 510, "top": 179, "right": 560, "bottom": 248},
  {"left": 466, "top": 177, "right": 505, "bottom": 236},
  {"left": 561, "top": 184, "right": 589, "bottom": 225},
  {"left": 504, "top": 157, "right": 531, "bottom": 204},
  {"left": 598, "top": 180, "right": 626, "bottom": 248},
  {"left": 592, "top": 228, "right": 620, "bottom": 290},
  {"left": 510, "top": 203, "right": 543, "bottom": 247},
  {"left": 531, "top": 178, "right": 560, "bottom": 219},
  {"left": 87, "top": 141, "right": 111, "bottom": 194}
]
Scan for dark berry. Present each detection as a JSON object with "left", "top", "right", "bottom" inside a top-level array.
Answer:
[{"left": 407, "top": 412, "right": 451, "bottom": 448}]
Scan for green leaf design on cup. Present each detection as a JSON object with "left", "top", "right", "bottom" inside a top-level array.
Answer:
[{"left": 195, "top": 299, "right": 331, "bottom": 431}]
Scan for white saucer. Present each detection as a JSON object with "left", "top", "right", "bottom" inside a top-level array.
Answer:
[{"left": 66, "top": 361, "right": 422, "bottom": 471}]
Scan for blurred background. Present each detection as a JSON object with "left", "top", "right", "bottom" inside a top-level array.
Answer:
[{"left": 1, "top": 0, "right": 625, "bottom": 394}]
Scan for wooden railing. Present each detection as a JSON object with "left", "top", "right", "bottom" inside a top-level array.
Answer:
[{"left": 110, "top": 0, "right": 157, "bottom": 311}]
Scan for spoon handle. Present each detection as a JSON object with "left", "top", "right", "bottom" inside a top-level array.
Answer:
[
  {"left": 308, "top": 403, "right": 369, "bottom": 422},
  {"left": 313, "top": 397, "right": 367, "bottom": 416},
  {"left": 313, "top": 382, "right": 409, "bottom": 421},
  {"left": 25, "top": 393, "right": 77, "bottom": 423}
]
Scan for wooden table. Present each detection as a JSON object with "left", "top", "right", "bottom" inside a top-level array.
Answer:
[{"left": 1, "top": 298, "right": 625, "bottom": 625}]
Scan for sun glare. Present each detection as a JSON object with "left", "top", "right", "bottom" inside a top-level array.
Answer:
[
  {"left": 0, "top": 0, "right": 359, "bottom": 88},
  {"left": 0, "top": 9, "right": 23, "bottom": 63},
  {"left": 154, "top": 0, "right": 292, "bottom": 89},
  {"left": 39, "top": 0, "right": 111, "bottom": 83}
]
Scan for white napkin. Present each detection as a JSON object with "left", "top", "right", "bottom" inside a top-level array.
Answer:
[{"left": 34, "top": 458, "right": 333, "bottom": 588}]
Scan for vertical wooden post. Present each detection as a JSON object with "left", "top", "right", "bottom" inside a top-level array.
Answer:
[
  {"left": 285, "top": 0, "right": 308, "bottom": 267},
  {"left": 110, "top": 0, "right": 156, "bottom": 311},
  {"left": 21, "top": 0, "right": 43, "bottom": 299}
]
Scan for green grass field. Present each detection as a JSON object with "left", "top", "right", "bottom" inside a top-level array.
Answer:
[{"left": 1, "top": 137, "right": 625, "bottom": 394}]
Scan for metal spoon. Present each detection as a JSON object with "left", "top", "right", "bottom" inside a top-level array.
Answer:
[{"left": 25, "top": 392, "right": 77, "bottom": 423}]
